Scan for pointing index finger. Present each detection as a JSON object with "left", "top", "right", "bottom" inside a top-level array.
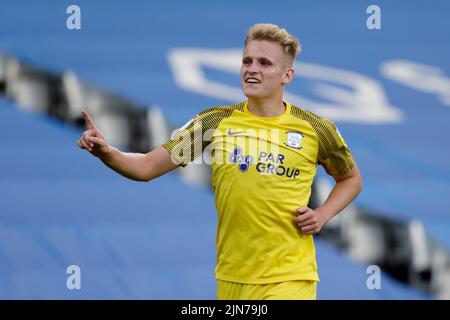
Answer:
[{"left": 82, "top": 109, "right": 97, "bottom": 130}]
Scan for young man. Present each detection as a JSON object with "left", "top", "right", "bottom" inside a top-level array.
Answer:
[{"left": 77, "top": 23, "right": 362, "bottom": 300}]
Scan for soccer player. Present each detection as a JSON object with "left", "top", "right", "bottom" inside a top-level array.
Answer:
[{"left": 77, "top": 23, "right": 362, "bottom": 300}]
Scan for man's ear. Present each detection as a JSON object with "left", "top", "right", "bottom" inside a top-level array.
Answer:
[{"left": 282, "top": 67, "right": 295, "bottom": 85}]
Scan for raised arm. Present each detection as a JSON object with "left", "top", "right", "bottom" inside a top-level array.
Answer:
[{"left": 77, "top": 110, "right": 179, "bottom": 181}]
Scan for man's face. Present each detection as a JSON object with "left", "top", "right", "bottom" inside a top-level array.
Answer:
[{"left": 240, "top": 40, "right": 294, "bottom": 99}]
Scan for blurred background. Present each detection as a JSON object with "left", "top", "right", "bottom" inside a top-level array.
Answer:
[{"left": 0, "top": 0, "right": 449, "bottom": 299}]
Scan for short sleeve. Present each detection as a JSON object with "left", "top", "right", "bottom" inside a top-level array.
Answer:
[
  {"left": 316, "top": 119, "right": 355, "bottom": 177},
  {"left": 162, "top": 106, "right": 234, "bottom": 167}
]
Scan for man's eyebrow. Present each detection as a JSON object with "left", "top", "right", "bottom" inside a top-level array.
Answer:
[{"left": 242, "top": 56, "right": 273, "bottom": 63}]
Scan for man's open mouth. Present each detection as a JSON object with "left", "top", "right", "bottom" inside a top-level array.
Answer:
[{"left": 245, "top": 77, "right": 261, "bottom": 84}]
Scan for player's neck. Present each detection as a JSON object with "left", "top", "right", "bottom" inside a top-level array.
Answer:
[{"left": 247, "top": 96, "right": 286, "bottom": 118}]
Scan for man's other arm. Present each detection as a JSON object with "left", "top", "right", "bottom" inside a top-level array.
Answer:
[{"left": 295, "top": 163, "right": 363, "bottom": 235}]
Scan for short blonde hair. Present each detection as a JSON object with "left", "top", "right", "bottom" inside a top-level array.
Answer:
[{"left": 245, "top": 23, "right": 301, "bottom": 59}]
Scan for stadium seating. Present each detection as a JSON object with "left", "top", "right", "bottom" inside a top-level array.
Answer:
[
  {"left": 0, "top": 97, "right": 429, "bottom": 299},
  {"left": 1, "top": 0, "right": 448, "bottom": 298}
]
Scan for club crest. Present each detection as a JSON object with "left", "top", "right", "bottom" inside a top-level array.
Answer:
[{"left": 285, "top": 131, "right": 303, "bottom": 150}]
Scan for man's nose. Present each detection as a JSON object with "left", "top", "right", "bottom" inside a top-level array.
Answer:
[{"left": 245, "top": 64, "right": 259, "bottom": 74}]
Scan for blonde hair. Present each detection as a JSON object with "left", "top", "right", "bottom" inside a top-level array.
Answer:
[{"left": 245, "top": 23, "right": 301, "bottom": 60}]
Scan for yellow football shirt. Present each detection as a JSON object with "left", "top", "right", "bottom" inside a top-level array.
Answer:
[{"left": 162, "top": 100, "right": 354, "bottom": 284}]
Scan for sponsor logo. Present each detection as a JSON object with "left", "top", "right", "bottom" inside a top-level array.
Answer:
[
  {"left": 227, "top": 129, "right": 244, "bottom": 136},
  {"left": 229, "top": 147, "right": 253, "bottom": 172},
  {"left": 256, "top": 151, "right": 300, "bottom": 179}
]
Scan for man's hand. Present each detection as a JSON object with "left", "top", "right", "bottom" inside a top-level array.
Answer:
[
  {"left": 77, "top": 109, "right": 110, "bottom": 158},
  {"left": 294, "top": 207, "right": 328, "bottom": 235}
]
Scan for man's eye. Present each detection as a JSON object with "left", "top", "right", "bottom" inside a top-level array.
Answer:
[{"left": 243, "top": 59, "right": 251, "bottom": 65}]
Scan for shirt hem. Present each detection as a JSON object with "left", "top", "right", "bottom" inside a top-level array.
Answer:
[{"left": 215, "top": 272, "right": 320, "bottom": 284}]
